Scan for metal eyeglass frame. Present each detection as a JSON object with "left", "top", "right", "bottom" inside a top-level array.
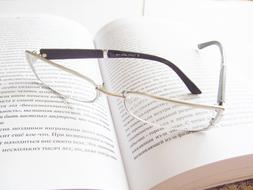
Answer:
[{"left": 25, "top": 40, "right": 226, "bottom": 131}]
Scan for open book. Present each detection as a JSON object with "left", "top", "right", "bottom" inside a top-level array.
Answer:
[{"left": 1, "top": 16, "right": 253, "bottom": 190}]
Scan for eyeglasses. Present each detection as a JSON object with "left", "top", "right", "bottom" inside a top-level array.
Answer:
[{"left": 25, "top": 40, "right": 225, "bottom": 132}]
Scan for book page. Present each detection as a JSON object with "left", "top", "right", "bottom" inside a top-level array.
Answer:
[
  {"left": 94, "top": 18, "right": 253, "bottom": 190},
  {"left": 0, "top": 16, "right": 128, "bottom": 190}
]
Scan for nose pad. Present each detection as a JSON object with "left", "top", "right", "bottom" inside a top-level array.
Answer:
[{"left": 95, "top": 84, "right": 103, "bottom": 98}]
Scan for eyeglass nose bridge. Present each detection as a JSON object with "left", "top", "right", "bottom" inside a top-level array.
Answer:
[{"left": 95, "top": 83, "right": 125, "bottom": 99}]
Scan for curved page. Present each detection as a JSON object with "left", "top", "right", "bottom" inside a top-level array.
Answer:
[{"left": 95, "top": 17, "right": 253, "bottom": 190}]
